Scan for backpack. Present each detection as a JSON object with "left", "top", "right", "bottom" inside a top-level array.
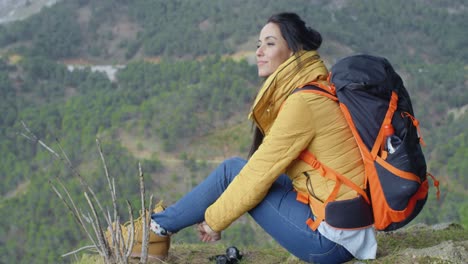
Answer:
[{"left": 294, "top": 54, "right": 440, "bottom": 232}]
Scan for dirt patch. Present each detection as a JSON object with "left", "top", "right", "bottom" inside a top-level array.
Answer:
[
  {"left": 225, "top": 50, "right": 256, "bottom": 64},
  {"left": 116, "top": 129, "right": 162, "bottom": 160},
  {"left": 198, "top": 19, "right": 212, "bottom": 32},
  {"left": 76, "top": 5, "right": 91, "bottom": 25},
  {"left": 111, "top": 16, "right": 141, "bottom": 40},
  {"left": 4, "top": 180, "right": 30, "bottom": 199},
  {"left": 61, "top": 58, "right": 93, "bottom": 65}
]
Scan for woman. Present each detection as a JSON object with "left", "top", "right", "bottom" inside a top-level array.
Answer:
[{"left": 149, "top": 12, "right": 377, "bottom": 263}]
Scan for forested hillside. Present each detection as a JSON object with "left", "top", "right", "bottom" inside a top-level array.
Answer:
[{"left": 0, "top": 0, "right": 466, "bottom": 263}]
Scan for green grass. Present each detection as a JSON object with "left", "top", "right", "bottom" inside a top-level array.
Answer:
[
  {"left": 373, "top": 223, "right": 468, "bottom": 264},
  {"left": 377, "top": 224, "right": 467, "bottom": 253},
  {"left": 74, "top": 242, "right": 302, "bottom": 264}
]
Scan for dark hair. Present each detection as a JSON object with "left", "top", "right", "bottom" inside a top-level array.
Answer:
[
  {"left": 267, "top": 12, "right": 322, "bottom": 52},
  {"left": 248, "top": 126, "right": 263, "bottom": 158}
]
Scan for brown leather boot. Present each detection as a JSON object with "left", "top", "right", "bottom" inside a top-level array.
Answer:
[{"left": 132, "top": 201, "right": 170, "bottom": 260}]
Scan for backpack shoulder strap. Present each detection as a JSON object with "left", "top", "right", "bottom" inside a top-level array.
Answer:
[
  {"left": 293, "top": 80, "right": 338, "bottom": 102},
  {"left": 291, "top": 80, "right": 374, "bottom": 230}
]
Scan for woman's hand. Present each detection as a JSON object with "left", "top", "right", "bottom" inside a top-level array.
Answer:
[{"left": 197, "top": 221, "right": 221, "bottom": 242}]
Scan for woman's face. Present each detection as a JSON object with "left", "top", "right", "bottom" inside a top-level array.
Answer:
[{"left": 256, "top": 22, "right": 293, "bottom": 77}]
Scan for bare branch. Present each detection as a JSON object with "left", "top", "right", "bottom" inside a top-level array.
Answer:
[
  {"left": 20, "top": 120, "right": 35, "bottom": 136},
  {"left": 20, "top": 121, "right": 61, "bottom": 158},
  {"left": 17, "top": 131, "right": 36, "bottom": 143},
  {"left": 138, "top": 162, "right": 149, "bottom": 263},
  {"left": 55, "top": 177, "right": 100, "bottom": 249},
  {"left": 105, "top": 210, "right": 118, "bottom": 256},
  {"left": 61, "top": 245, "right": 97, "bottom": 257},
  {"left": 50, "top": 177, "right": 102, "bottom": 259},
  {"left": 50, "top": 182, "right": 82, "bottom": 225},
  {"left": 55, "top": 137, "right": 72, "bottom": 167},
  {"left": 96, "top": 138, "right": 120, "bottom": 231},
  {"left": 18, "top": 120, "right": 37, "bottom": 143},
  {"left": 37, "top": 139, "right": 61, "bottom": 158},
  {"left": 53, "top": 137, "right": 87, "bottom": 189},
  {"left": 84, "top": 210, "right": 109, "bottom": 261},
  {"left": 84, "top": 192, "right": 112, "bottom": 263},
  {"left": 104, "top": 217, "right": 121, "bottom": 263},
  {"left": 124, "top": 200, "right": 135, "bottom": 261},
  {"left": 81, "top": 184, "right": 109, "bottom": 221}
]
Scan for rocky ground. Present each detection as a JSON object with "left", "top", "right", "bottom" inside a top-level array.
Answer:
[{"left": 76, "top": 222, "right": 467, "bottom": 263}]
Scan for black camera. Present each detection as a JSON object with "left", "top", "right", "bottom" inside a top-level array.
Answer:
[{"left": 210, "top": 246, "right": 243, "bottom": 264}]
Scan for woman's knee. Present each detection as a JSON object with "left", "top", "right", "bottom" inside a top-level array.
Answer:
[
  {"left": 222, "top": 157, "right": 247, "bottom": 167},
  {"left": 220, "top": 157, "right": 247, "bottom": 181}
]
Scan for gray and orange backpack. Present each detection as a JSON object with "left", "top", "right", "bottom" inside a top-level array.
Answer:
[{"left": 294, "top": 54, "right": 440, "bottom": 232}]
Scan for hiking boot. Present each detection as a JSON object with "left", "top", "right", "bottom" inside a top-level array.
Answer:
[{"left": 105, "top": 201, "right": 170, "bottom": 260}]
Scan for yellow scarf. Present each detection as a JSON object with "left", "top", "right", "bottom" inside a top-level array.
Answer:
[{"left": 249, "top": 50, "right": 329, "bottom": 133}]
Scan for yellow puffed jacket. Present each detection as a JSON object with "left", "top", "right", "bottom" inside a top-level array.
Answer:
[{"left": 205, "top": 51, "right": 365, "bottom": 232}]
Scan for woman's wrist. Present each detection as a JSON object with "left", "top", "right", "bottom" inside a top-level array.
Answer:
[{"left": 198, "top": 221, "right": 221, "bottom": 242}]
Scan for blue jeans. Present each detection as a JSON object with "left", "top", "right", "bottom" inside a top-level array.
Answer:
[{"left": 152, "top": 157, "right": 354, "bottom": 263}]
